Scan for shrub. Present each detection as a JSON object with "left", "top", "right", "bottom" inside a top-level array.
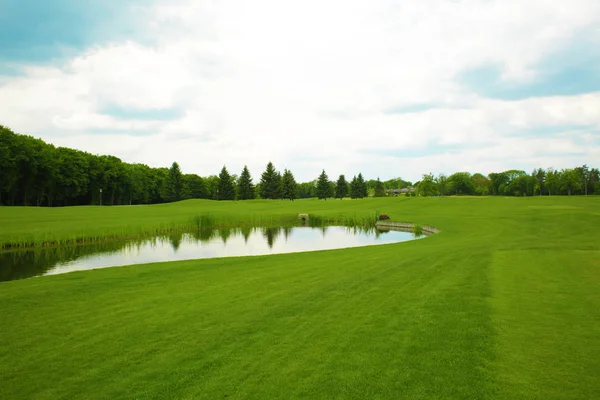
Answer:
[{"left": 413, "top": 224, "right": 423, "bottom": 236}]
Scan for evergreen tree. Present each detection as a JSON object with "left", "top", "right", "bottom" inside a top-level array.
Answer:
[
  {"left": 237, "top": 166, "right": 255, "bottom": 200},
  {"left": 357, "top": 173, "right": 369, "bottom": 199},
  {"left": 374, "top": 177, "right": 385, "bottom": 197},
  {"left": 166, "top": 162, "right": 183, "bottom": 202},
  {"left": 217, "top": 166, "right": 235, "bottom": 200},
  {"left": 316, "top": 170, "right": 333, "bottom": 200},
  {"left": 350, "top": 173, "right": 367, "bottom": 199},
  {"left": 335, "top": 174, "right": 348, "bottom": 199},
  {"left": 273, "top": 171, "right": 283, "bottom": 199},
  {"left": 281, "top": 169, "right": 298, "bottom": 200},
  {"left": 357, "top": 173, "right": 368, "bottom": 198},
  {"left": 350, "top": 175, "right": 359, "bottom": 199},
  {"left": 260, "top": 162, "right": 281, "bottom": 199}
]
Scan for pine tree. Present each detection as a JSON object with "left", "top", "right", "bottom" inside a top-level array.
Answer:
[
  {"left": 374, "top": 177, "right": 385, "bottom": 197},
  {"left": 350, "top": 175, "right": 359, "bottom": 199},
  {"left": 237, "top": 166, "right": 255, "bottom": 200},
  {"left": 357, "top": 173, "right": 368, "bottom": 198},
  {"left": 260, "top": 162, "right": 281, "bottom": 199},
  {"left": 335, "top": 174, "right": 348, "bottom": 199},
  {"left": 273, "top": 171, "right": 283, "bottom": 199},
  {"left": 281, "top": 169, "right": 297, "bottom": 200},
  {"left": 166, "top": 161, "right": 183, "bottom": 202},
  {"left": 217, "top": 166, "right": 235, "bottom": 200},
  {"left": 316, "top": 169, "right": 333, "bottom": 200}
]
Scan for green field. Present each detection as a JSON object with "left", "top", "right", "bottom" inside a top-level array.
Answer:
[{"left": 1, "top": 197, "right": 599, "bottom": 399}]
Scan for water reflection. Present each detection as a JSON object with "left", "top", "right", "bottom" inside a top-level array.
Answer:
[{"left": 0, "top": 226, "right": 424, "bottom": 281}]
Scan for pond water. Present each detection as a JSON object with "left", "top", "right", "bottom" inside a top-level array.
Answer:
[{"left": 0, "top": 226, "right": 424, "bottom": 282}]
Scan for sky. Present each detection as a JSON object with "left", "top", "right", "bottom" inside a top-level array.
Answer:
[{"left": 1, "top": 0, "right": 599, "bottom": 182}]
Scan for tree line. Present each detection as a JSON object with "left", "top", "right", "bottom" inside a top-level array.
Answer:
[
  {"left": 0, "top": 126, "right": 374, "bottom": 206},
  {"left": 1, "top": 125, "right": 597, "bottom": 206},
  {"left": 415, "top": 167, "right": 600, "bottom": 197}
]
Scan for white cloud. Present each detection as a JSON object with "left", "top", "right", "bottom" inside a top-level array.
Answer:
[{"left": 1, "top": 0, "right": 599, "bottom": 182}]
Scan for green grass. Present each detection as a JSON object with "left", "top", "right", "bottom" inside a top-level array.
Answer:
[
  {"left": 0, "top": 199, "right": 381, "bottom": 248},
  {"left": 1, "top": 196, "right": 600, "bottom": 399}
]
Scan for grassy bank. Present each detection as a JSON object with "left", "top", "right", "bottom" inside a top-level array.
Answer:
[
  {"left": 0, "top": 199, "right": 383, "bottom": 248},
  {"left": 1, "top": 196, "right": 599, "bottom": 399}
]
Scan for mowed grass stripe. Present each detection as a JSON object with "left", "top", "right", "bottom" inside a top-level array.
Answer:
[
  {"left": 1, "top": 243, "right": 494, "bottom": 399},
  {"left": 490, "top": 250, "right": 600, "bottom": 400}
]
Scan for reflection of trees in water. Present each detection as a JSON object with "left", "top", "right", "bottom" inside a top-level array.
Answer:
[
  {"left": 262, "top": 227, "right": 282, "bottom": 249},
  {"left": 169, "top": 232, "right": 183, "bottom": 251},
  {"left": 219, "top": 227, "right": 232, "bottom": 244},
  {"left": 0, "top": 239, "right": 146, "bottom": 282},
  {"left": 321, "top": 226, "right": 328, "bottom": 237},
  {"left": 191, "top": 228, "right": 218, "bottom": 243},
  {"left": 0, "top": 224, "right": 404, "bottom": 282},
  {"left": 282, "top": 226, "right": 293, "bottom": 241},
  {"left": 240, "top": 227, "right": 252, "bottom": 243}
]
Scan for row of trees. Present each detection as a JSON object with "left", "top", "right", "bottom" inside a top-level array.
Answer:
[
  {"left": 415, "top": 167, "right": 600, "bottom": 197},
  {"left": 215, "top": 162, "right": 299, "bottom": 201},
  {"left": 0, "top": 126, "right": 376, "bottom": 205},
  {"left": 2, "top": 126, "right": 598, "bottom": 206}
]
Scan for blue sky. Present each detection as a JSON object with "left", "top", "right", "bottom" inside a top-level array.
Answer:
[
  {"left": 0, "top": 0, "right": 151, "bottom": 63},
  {"left": 1, "top": 0, "right": 599, "bottom": 182}
]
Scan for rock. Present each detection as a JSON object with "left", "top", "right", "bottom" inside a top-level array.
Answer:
[{"left": 298, "top": 213, "right": 309, "bottom": 221}]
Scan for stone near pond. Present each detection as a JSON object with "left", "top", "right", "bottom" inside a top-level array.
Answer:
[{"left": 298, "top": 213, "right": 309, "bottom": 221}]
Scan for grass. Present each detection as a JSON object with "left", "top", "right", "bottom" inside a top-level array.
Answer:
[
  {"left": 1, "top": 196, "right": 600, "bottom": 399},
  {"left": 0, "top": 199, "right": 381, "bottom": 248}
]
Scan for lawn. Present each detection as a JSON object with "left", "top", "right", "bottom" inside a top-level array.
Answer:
[{"left": 1, "top": 196, "right": 599, "bottom": 399}]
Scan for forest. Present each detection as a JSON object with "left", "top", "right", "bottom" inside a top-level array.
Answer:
[{"left": 1, "top": 125, "right": 598, "bottom": 206}]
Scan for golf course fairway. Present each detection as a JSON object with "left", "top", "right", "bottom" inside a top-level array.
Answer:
[{"left": 1, "top": 196, "right": 599, "bottom": 399}]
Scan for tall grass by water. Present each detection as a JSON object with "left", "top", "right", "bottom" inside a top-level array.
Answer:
[{"left": 0, "top": 200, "right": 383, "bottom": 249}]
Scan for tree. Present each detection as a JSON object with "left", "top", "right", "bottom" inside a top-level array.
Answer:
[
  {"left": 384, "top": 177, "right": 411, "bottom": 192},
  {"left": 576, "top": 164, "right": 590, "bottom": 195},
  {"left": 559, "top": 168, "right": 580, "bottom": 196},
  {"left": 335, "top": 175, "right": 348, "bottom": 199},
  {"left": 374, "top": 178, "right": 386, "bottom": 197},
  {"left": 350, "top": 174, "right": 367, "bottom": 199},
  {"left": 281, "top": 169, "right": 297, "bottom": 200},
  {"left": 533, "top": 168, "right": 546, "bottom": 196},
  {"left": 316, "top": 170, "right": 333, "bottom": 200},
  {"left": 447, "top": 172, "right": 475, "bottom": 195},
  {"left": 217, "top": 166, "right": 235, "bottom": 200},
  {"left": 181, "top": 174, "right": 206, "bottom": 200},
  {"left": 357, "top": 173, "right": 368, "bottom": 198},
  {"left": 545, "top": 168, "right": 558, "bottom": 196},
  {"left": 165, "top": 162, "right": 183, "bottom": 202},
  {"left": 471, "top": 173, "right": 490, "bottom": 196},
  {"left": 237, "top": 166, "right": 255, "bottom": 200},
  {"left": 417, "top": 173, "right": 438, "bottom": 197},
  {"left": 297, "top": 181, "right": 316, "bottom": 198},
  {"left": 260, "top": 162, "right": 281, "bottom": 199},
  {"left": 488, "top": 172, "right": 508, "bottom": 196},
  {"left": 437, "top": 174, "right": 448, "bottom": 196},
  {"left": 590, "top": 168, "right": 600, "bottom": 195}
]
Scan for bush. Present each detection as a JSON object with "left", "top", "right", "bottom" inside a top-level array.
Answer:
[
  {"left": 378, "top": 214, "right": 390, "bottom": 221},
  {"left": 413, "top": 224, "right": 423, "bottom": 236}
]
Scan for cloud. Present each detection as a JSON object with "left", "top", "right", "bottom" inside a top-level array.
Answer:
[{"left": 1, "top": 0, "right": 599, "bottom": 182}]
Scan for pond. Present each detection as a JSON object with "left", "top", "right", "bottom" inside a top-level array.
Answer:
[{"left": 0, "top": 226, "right": 424, "bottom": 282}]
